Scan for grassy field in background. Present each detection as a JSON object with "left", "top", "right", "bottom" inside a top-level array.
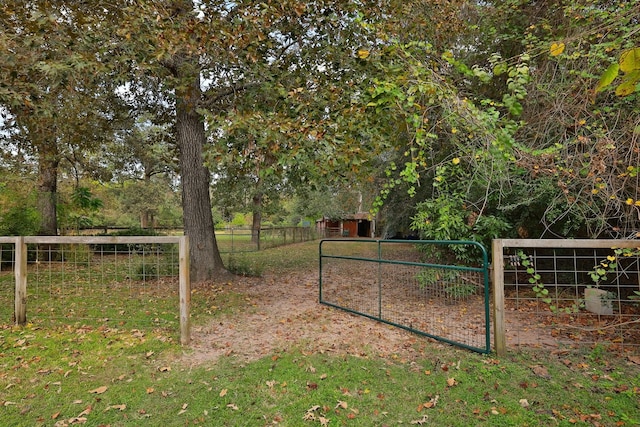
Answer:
[{"left": 1, "top": 240, "right": 640, "bottom": 426}]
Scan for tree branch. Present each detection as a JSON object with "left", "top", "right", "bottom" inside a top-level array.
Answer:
[{"left": 201, "top": 81, "right": 262, "bottom": 111}]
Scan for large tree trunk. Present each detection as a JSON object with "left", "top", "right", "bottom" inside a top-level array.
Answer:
[
  {"left": 36, "top": 142, "right": 59, "bottom": 236},
  {"left": 175, "top": 70, "right": 225, "bottom": 283},
  {"left": 140, "top": 211, "right": 149, "bottom": 229},
  {"left": 251, "top": 192, "right": 262, "bottom": 246},
  {"left": 36, "top": 141, "right": 60, "bottom": 262}
]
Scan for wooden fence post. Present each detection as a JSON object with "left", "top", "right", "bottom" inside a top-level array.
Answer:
[
  {"left": 179, "top": 236, "right": 191, "bottom": 345},
  {"left": 492, "top": 239, "right": 506, "bottom": 356},
  {"left": 14, "top": 236, "right": 27, "bottom": 325}
]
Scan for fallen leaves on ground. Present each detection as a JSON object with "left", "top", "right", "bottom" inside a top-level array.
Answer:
[
  {"left": 418, "top": 395, "right": 439, "bottom": 411},
  {"left": 531, "top": 365, "right": 551, "bottom": 379},
  {"left": 410, "top": 414, "right": 429, "bottom": 425}
]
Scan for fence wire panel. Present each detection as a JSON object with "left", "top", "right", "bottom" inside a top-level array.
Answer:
[
  {"left": 0, "top": 236, "right": 189, "bottom": 345},
  {"left": 217, "top": 226, "right": 317, "bottom": 253},
  {"left": 28, "top": 243, "right": 180, "bottom": 329},
  {"left": 319, "top": 239, "right": 490, "bottom": 354},
  {"left": 0, "top": 238, "right": 16, "bottom": 322},
  {"left": 494, "top": 239, "right": 640, "bottom": 352}
]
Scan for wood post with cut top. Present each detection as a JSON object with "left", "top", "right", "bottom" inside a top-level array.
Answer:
[{"left": 14, "top": 236, "right": 27, "bottom": 326}]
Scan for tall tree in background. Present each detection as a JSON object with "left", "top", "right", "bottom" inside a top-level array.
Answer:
[
  {"left": 2, "top": 1, "right": 388, "bottom": 281},
  {"left": 0, "top": 3, "right": 129, "bottom": 237},
  {"left": 111, "top": 116, "right": 177, "bottom": 228},
  {"left": 1, "top": 3, "right": 78, "bottom": 236},
  {"left": 98, "top": 0, "right": 390, "bottom": 281}
]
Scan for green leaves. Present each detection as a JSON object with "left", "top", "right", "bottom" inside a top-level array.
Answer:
[
  {"left": 595, "top": 48, "right": 640, "bottom": 96},
  {"left": 620, "top": 48, "right": 640, "bottom": 73},
  {"left": 595, "top": 63, "right": 620, "bottom": 94}
]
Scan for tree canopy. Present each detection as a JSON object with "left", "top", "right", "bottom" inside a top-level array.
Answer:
[{"left": 0, "top": 0, "right": 638, "bottom": 275}]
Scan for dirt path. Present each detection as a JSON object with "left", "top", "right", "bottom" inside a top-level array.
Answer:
[{"left": 187, "top": 270, "right": 439, "bottom": 365}]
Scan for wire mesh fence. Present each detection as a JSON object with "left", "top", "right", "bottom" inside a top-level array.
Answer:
[
  {"left": 492, "top": 239, "right": 640, "bottom": 354},
  {"left": 0, "top": 240, "right": 16, "bottom": 322},
  {"left": 319, "top": 239, "right": 490, "bottom": 354},
  {"left": 215, "top": 226, "right": 317, "bottom": 253},
  {"left": 74, "top": 226, "right": 317, "bottom": 254},
  {"left": 1, "top": 236, "right": 189, "bottom": 344}
]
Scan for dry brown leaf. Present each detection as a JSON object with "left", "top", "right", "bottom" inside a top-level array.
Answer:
[
  {"left": 219, "top": 388, "right": 228, "bottom": 397},
  {"left": 335, "top": 400, "right": 348, "bottom": 409},
  {"left": 410, "top": 415, "right": 429, "bottom": 425},
  {"left": 531, "top": 365, "right": 551, "bottom": 379},
  {"left": 77, "top": 405, "right": 92, "bottom": 417},
  {"left": 422, "top": 395, "right": 439, "bottom": 409},
  {"left": 446, "top": 377, "right": 457, "bottom": 387},
  {"left": 88, "top": 386, "right": 107, "bottom": 394}
]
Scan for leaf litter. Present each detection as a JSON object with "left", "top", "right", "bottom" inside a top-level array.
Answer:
[{"left": 187, "top": 270, "right": 441, "bottom": 365}]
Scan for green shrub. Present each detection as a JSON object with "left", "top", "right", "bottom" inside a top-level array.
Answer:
[
  {"left": 416, "top": 268, "right": 478, "bottom": 302},
  {"left": 91, "top": 227, "right": 161, "bottom": 253},
  {"left": 0, "top": 201, "right": 46, "bottom": 266},
  {"left": 226, "top": 254, "right": 264, "bottom": 277},
  {"left": 134, "top": 253, "right": 179, "bottom": 281},
  {"left": 411, "top": 197, "right": 509, "bottom": 264},
  {"left": 135, "top": 261, "right": 158, "bottom": 280},
  {"left": 0, "top": 205, "right": 40, "bottom": 236}
]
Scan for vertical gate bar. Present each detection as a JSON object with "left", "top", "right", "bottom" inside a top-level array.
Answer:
[
  {"left": 492, "top": 239, "right": 506, "bottom": 356},
  {"left": 378, "top": 240, "right": 382, "bottom": 319},
  {"left": 318, "top": 240, "right": 322, "bottom": 303},
  {"left": 481, "top": 241, "right": 491, "bottom": 353}
]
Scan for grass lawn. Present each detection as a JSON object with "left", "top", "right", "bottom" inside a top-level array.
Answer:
[{"left": 1, "top": 240, "right": 640, "bottom": 426}]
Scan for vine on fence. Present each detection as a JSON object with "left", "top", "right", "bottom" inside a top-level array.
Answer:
[
  {"left": 516, "top": 247, "right": 640, "bottom": 313},
  {"left": 515, "top": 250, "right": 583, "bottom": 314},
  {"left": 590, "top": 247, "right": 640, "bottom": 302}
]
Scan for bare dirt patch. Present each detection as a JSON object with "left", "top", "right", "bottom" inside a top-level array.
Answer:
[{"left": 187, "top": 269, "right": 444, "bottom": 366}]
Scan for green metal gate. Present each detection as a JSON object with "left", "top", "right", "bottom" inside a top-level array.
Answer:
[{"left": 319, "top": 239, "right": 491, "bottom": 354}]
